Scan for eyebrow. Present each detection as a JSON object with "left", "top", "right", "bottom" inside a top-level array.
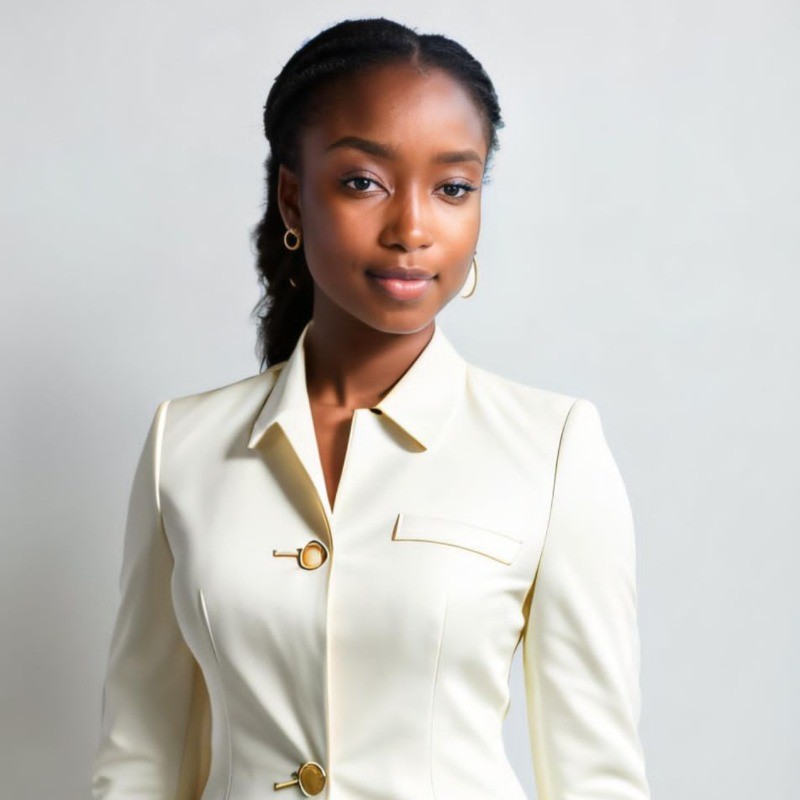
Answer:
[{"left": 324, "top": 135, "right": 484, "bottom": 166}]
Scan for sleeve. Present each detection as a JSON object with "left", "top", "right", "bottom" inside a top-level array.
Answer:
[
  {"left": 91, "top": 400, "right": 207, "bottom": 800},
  {"left": 521, "top": 398, "right": 652, "bottom": 800}
]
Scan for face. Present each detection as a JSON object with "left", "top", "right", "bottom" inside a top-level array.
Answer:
[{"left": 277, "top": 61, "right": 488, "bottom": 335}]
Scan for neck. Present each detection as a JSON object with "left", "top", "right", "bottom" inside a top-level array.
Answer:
[{"left": 302, "top": 314, "right": 435, "bottom": 410}]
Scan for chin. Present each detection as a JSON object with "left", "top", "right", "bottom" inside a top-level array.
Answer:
[{"left": 356, "top": 309, "right": 441, "bottom": 337}]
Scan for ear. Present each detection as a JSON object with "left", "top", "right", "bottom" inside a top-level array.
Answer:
[{"left": 277, "top": 164, "right": 302, "bottom": 230}]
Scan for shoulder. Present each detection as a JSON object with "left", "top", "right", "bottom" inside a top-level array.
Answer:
[
  {"left": 463, "top": 360, "right": 585, "bottom": 437},
  {"left": 156, "top": 365, "right": 284, "bottom": 449},
  {"left": 166, "top": 366, "right": 281, "bottom": 409},
  {"left": 457, "top": 362, "right": 619, "bottom": 489}
]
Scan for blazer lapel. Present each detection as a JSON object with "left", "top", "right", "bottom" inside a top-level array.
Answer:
[
  {"left": 247, "top": 320, "right": 334, "bottom": 519},
  {"left": 247, "top": 318, "right": 468, "bottom": 523}
]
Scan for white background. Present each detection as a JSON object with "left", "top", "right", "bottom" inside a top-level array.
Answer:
[{"left": 2, "top": 1, "right": 798, "bottom": 798}]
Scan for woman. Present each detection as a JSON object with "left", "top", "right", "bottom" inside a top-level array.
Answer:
[{"left": 91, "top": 17, "right": 652, "bottom": 800}]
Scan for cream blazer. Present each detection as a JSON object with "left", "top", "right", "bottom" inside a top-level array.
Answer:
[{"left": 91, "top": 319, "right": 651, "bottom": 800}]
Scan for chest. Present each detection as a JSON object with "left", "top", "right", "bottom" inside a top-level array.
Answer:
[{"left": 162, "top": 405, "right": 556, "bottom": 673}]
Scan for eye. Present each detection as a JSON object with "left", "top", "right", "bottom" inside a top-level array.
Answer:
[
  {"left": 339, "top": 175, "right": 479, "bottom": 200},
  {"left": 341, "top": 176, "right": 382, "bottom": 193},
  {"left": 438, "top": 182, "right": 478, "bottom": 200}
]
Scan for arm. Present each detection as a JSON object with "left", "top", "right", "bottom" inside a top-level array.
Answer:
[
  {"left": 91, "top": 401, "right": 202, "bottom": 799},
  {"left": 522, "top": 399, "right": 651, "bottom": 800}
]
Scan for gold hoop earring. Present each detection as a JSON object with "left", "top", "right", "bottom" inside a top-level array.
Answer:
[
  {"left": 459, "top": 254, "right": 478, "bottom": 298},
  {"left": 284, "top": 226, "right": 302, "bottom": 251}
]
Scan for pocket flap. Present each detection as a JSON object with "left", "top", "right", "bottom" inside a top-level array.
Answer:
[{"left": 392, "top": 512, "right": 523, "bottom": 565}]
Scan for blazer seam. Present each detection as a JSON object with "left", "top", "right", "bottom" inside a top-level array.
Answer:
[
  {"left": 519, "top": 397, "right": 580, "bottom": 639},
  {"left": 176, "top": 659, "right": 203, "bottom": 800},
  {"left": 428, "top": 593, "right": 448, "bottom": 800},
  {"left": 153, "top": 398, "right": 170, "bottom": 529},
  {"left": 541, "top": 398, "right": 581, "bottom": 556},
  {"left": 198, "top": 588, "right": 235, "bottom": 800},
  {"left": 154, "top": 398, "right": 198, "bottom": 800}
]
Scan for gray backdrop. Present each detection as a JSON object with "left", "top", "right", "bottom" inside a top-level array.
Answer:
[{"left": 2, "top": 1, "right": 797, "bottom": 798}]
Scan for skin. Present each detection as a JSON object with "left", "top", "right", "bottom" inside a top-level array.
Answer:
[{"left": 276, "top": 60, "right": 490, "bottom": 510}]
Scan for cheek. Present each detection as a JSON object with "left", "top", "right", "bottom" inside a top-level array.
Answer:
[
  {"left": 299, "top": 202, "right": 370, "bottom": 295},
  {"left": 302, "top": 184, "right": 372, "bottom": 255},
  {"left": 450, "top": 200, "right": 481, "bottom": 243},
  {"left": 433, "top": 221, "right": 479, "bottom": 283}
]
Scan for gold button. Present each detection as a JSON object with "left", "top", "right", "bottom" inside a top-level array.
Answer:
[
  {"left": 274, "top": 760, "right": 327, "bottom": 795},
  {"left": 297, "top": 761, "right": 326, "bottom": 795},
  {"left": 272, "top": 539, "right": 329, "bottom": 570},
  {"left": 298, "top": 540, "right": 328, "bottom": 570}
]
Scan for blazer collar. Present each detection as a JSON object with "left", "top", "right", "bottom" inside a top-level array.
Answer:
[{"left": 247, "top": 318, "right": 467, "bottom": 452}]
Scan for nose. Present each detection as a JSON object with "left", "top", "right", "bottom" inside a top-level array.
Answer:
[{"left": 379, "top": 184, "right": 434, "bottom": 252}]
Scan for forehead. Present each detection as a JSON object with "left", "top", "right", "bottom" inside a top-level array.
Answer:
[{"left": 301, "top": 62, "right": 488, "bottom": 161}]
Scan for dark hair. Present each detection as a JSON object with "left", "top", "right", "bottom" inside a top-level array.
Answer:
[{"left": 249, "top": 17, "right": 505, "bottom": 369}]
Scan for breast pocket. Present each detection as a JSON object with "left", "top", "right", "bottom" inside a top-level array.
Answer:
[{"left": 391, "top": 512, "right": 523, "bottom": 565}]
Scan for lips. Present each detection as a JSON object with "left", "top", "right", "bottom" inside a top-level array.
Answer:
[
  {"left": 365, "top": 267, "right": 436, "bottom": 301},
  {"left": 365, "top": 266, "right": 435, "bottom": 280}
]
